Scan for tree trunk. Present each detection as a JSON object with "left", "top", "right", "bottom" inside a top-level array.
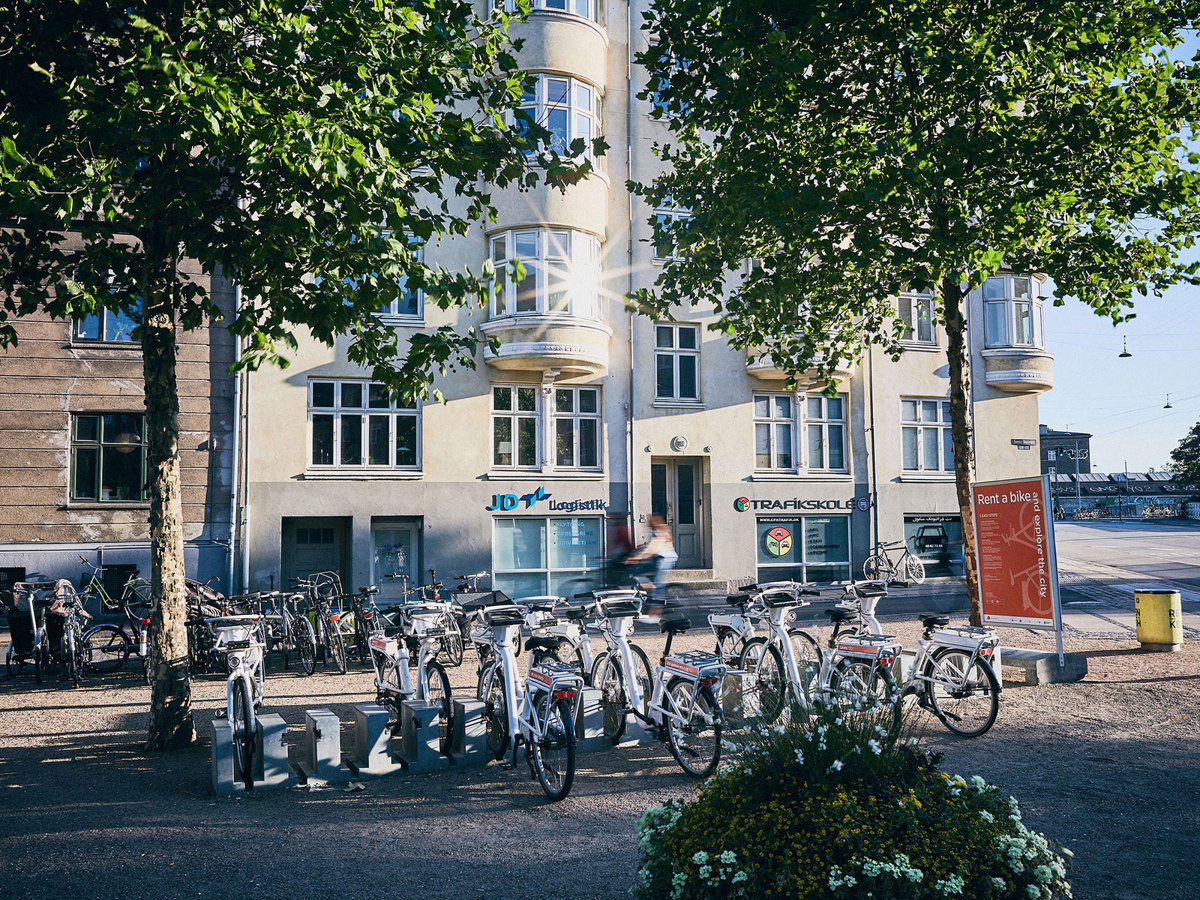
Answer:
[
  {"left": 144, "top": 237, "right": 195, "bottom": 750},
  {"left": 942, "top": 277, "right": 982, "bottom": 626}
]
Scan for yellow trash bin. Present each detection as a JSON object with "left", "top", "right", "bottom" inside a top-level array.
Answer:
[{"left": 1134, "top": 590, "right": 1184, "bottom": 652}]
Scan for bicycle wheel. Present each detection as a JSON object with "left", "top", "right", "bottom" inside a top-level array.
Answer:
[
  {"left": 904, "top": 554, "right": 927, "bottom": 585},
  {"left": 926, "top": 648, "right": 1000, "bottom": 738},
  {"left": 232, "top": 677, "right": 255, "bottom": 791},
  {"left": 441, "top": 630, "right": 465, "bottom": 668},
  {"left": 480, "top": 665, "right": 510, "bottom": 760},
  {"left": 83, "top": 624, "right": 129, "bottom": 673},
  {"left": 738, "top": 638, "right": 787, "bottom": 723},
  {"left": 424, "top": 659, "right": 455, "bottom": 755},
  {"left": 713, "top": 626, "right": 741, "bottom": 662},
  {"left": 591, "top": 652, "right": 628, "bottom": 743},
  {"left": 293, "top": 615, "right": 317, "bottom": 676},
  {"left": 553, "top": 639, "right": 586, "bottom": 680},
  {"left": 326, "top": 617, "right": 347, "bottom": 674},
  {"left": 863, "top": 554, "right": 889, "bottom": 581},
  {"left": 787, "top": 627, "right": 822, "bottom": 703},
  {"left": 829, "top": 659, "right": 901, "bottom": 736},
  {"left": 66, "top": 627, "right": 81, "bottom": 688},
  {"left": 665, "top": 677, "right": 722, "bottom": 779},
  {"left": 531, "top": 694, "right": 576, "bottom": 802}
]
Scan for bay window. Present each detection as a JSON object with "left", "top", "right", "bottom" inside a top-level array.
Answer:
[
  {"left": 517, "top": 74, "right": 601, "bottom": 160},
  {"left": 983, "top": 275, "right": 1043, "bottom": 348},
  {"left": 490, "top": 228, "right": 600, "bottom": 319}
]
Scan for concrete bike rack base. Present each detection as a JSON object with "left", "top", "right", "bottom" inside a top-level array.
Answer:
[
  {"left": 298, "top": 708, "right": 354, "bottom": 784},
  {"left": 212, "top": 713, "right": 294, "bottom": 796},
  {"left": 401, "top": 700, "right": 452, "bottom": 774},
  {"left": 452, "top": 698, "right": 490, "bottom": 764},
  {"left": 351, "top": 704, "right": 406, "bottom": 777}
]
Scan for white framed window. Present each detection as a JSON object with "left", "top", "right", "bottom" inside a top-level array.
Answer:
[
  {"left": 489, "top": 228, "right": 600, "bottom": 319},
  {"left": 983, "top": 274, "right": 1043, "bottom": 348},
  {"left": 898, "top": 292, "right": 935, "bottom": 345},
  {"left": 902, "top": 398, "right": 953, "bottom": 473},
  {"left": 755, "top": 515, "right": 851, "bottom": 583},
  {"left": 492, "top": 385, "right": 540, "bottom": 469},
  {"left": 655, "top": 323, "right": 700, "bottom": 401},
  {"left": 554, "top": 386, "right": 601, "bottom": 470},
  {"left": 517, "top": 74, "right": 601, "bottom": 159},
  {"left": 1046, "top": 450, "right": 1057, "bottom": 462},
  {"left": 807, "top": 395, "right": 847, "bottom": 471},
  {"left": 493, "top": 516, "right": 603, "bottom": 598},
  {"left": 753, "top": 394, "right": 796, "bottom": 471},
  {"left": 651, "top": 198, "right": 691, "bottom": 261},
  {"left": 649, "top": 53, "right": 690, "bottom": 117},
  {"left": 498, "top": 0, "right": 599, "bottom": 22},
  {"left": 309, "top": 380, "right": 421, "bottom": 470},
  {"left": 378, "top": 237, "right": 422, "bottom": 320}
]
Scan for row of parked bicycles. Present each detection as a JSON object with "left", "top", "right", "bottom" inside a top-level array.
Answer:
[{"left": 3, "top": 560, "right": 1001, "bottom": 804}]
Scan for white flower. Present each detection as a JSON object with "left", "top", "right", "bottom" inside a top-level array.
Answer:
[
  {"left": 670, "top": 871, "right": 688, "bottom": 900},
  {"left": 851, "top": 745, "right": 862, "bottom": 754},
  {"left": 698, "top": 864, "right": 712, "bottom": 879},
  {"left": 794, "top": 749, "right": 805, "bottom": 765},
  {"left": 1010, "top": 859, "right": 1025, "bottom": 874},
  {"left": 979, "top": 810, "right": 995, "bottom": 823},
  {"left": 971, "top": 775, "right": 988, "bottom": 792},
  {"left": 835, "top": 717, "right": 843, "bottom": 725},
  {"left": 867, "top": 738, "right": 883, "bottom": 755},
  {"left": 692, "top": 851, "right": 709, "bottom": 864},
  {"left": 1027, "top": 886, "right": 1040, "bottom": 899},
  {"left": 732, "top": 871, "right": 748, "bottom": 884},
  {"left": 990, "top": 876, "right": 1007, "bottom": 889},
  {"left": 829, "top": 759, "right": 844, "bottom": 772},
  {"left": 719, "top": 850, "right": 737, "bottom": 865}
]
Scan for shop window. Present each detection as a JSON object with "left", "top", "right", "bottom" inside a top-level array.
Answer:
[
  {"left": 493, "top": 516, "right": 603, "bottom": 597},
  {"left": 755, "top": 516, "right": 851, "bottom": 583},
  {"left": 70, "top": 413, "right": 146, "bottom": 502},
  {"left": 903, "top": 515, "right": 964, "bottom": 577},
  {"left": 309, "top": 379, "right": 421, "bottom": 470}
]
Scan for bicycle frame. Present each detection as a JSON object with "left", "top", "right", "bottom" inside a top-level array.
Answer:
[
  {"left": 208, "top": 616, "right": 265, "bottom": 730},
  {"left": 643, "top": 649, "right": 726, "bottom": 730}
]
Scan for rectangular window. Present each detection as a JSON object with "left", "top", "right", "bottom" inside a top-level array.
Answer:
[
  {"left": 755, "top": 516, "right": 851, "bottom": 583},
  {"left": 903, "top": 515, "right": 965, "bottom": 577},
  {"left": 807, "top": 394, "right": 847, "bottom": 471},
  {"left": 493, "top": 516, "right": 603, "bottom": 598},
  {"left": 378, "top": 237, "right": 423, "bottom": 319},
  {"left": 898, "top": 292, "right": 935, "bottom": 344},
  {"left": 983, "top": 274, "right": 1044, "bottom": 349},
  {"left": 901, "top": 398, "right": 953, "bottom": 473},
  {"left": 1046, "top": 450, "right": 1057, "bottom": 461},
  {"left": 553, "top": 386, "right": 601, "bottom": 470},
  {"left": 73, "top": 301, "right": 141, "bottom": 343},
  {"left": 489, "top": 228, "right": 600, "bottom": 319},
  {"left": 308, "top": 380, "right": 420, "bottom": 470},
  {"left": 654, "top": 323, "right": 701, "bottom": 401},
  {"left": 753, "top": 394, "right": 795, "bottom": 471},
  {"left": 70, "top": 413, "right": 147, "bottom": 502},
  {"left": 651, "top": 200, "right": 691, "bottom": 261},
  {"left": 492, "top": 385, "right": 540, "bottom": 469}
]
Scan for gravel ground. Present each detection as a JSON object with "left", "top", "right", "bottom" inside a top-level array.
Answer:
[{"left": 1, "top": 621, "right": 1197, "bottom": 900}]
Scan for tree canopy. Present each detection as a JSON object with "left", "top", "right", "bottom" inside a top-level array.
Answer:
[
  {"left": 1170, "top": 421, "right": 1200, "bottom": 494},
  {"left": 634, "top": 0, "right": 1200, "bottom": 619}
]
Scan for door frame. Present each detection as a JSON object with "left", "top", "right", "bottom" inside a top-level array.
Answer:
[{"left": 649, "top": 456, "right": 708, "bottom": 568}]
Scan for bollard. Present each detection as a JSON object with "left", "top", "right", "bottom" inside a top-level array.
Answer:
[
  {"left": 301, "top": 708, "right": 349, "bottom": 783},
  {"left": 353, "top": 704, "right": 405, "bottom": 776},
  {"left": 452, "top": 698, "right": 489, "bottom": 766},
  {"left": 574, "top": 687, "right": 610, "bottom": 753},
  {"left": 401, "top": 700, "right": 449, "bottom": 773},
  {"left": 257, "top": 713, "right": 294, "bottom": 789},
  {"left": 1134, "top": 590, "right": 1184, "bottom": 652}
]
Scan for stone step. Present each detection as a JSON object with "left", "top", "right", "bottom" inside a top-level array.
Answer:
[{"left": 999, "top": 646, "right": 1088, "bottom": 686}]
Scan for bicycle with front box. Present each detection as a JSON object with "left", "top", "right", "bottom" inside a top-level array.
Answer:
[{"left": 208, "top": 615, "right": 266, "bottom": 791}]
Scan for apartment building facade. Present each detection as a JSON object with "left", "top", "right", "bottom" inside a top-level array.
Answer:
[
  {"left": 239, "top": 0, "right": 1054, "bottom": 598},
  {"left": 0, "top": 238, "right": 237, "bottom": 597}
]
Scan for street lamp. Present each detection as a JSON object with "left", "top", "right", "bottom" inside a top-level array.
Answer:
[
  {"left": 1164, "top": 393, "right": 1173, "bottom": 409},
  {"left": 1119, "top": 336, "right": 1132, "bottom": 358}
]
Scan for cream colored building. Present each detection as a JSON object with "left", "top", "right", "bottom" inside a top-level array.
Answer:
[{"left": 238, "top": 1, "right": 1053, "bottom": 598}]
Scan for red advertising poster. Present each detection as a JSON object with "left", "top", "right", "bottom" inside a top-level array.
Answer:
[{"left": 972, "top": 475, "right": 1062, "bottom": 630}]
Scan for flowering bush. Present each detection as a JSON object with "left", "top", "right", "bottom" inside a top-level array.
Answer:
[{"left": 634, "top": 706, "right": 1071, "bottom": 899}]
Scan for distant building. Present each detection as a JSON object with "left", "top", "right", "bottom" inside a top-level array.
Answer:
[{"left": 1040, "top": 425, "right": 1092, "bottom": 475}]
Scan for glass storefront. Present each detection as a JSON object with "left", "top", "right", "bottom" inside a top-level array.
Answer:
[
  {"left": 493, "top": 516, "right": 603, "bottom": 597},
  {"left": 755, "top": 515, "right": 851, "bottom": 583},
  {"left": 903, "top": 514, "right": 964, "bottom": 577}
]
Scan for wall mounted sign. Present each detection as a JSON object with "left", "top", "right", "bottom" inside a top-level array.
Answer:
[
  {"left": 734, "top": 496, "right": 856, "bottom": 512},
  {"left": 1010, "top": 438, "right": 1036, "bottom": 449},
  {"left": 486, "top": 486, "right": 607, "bottom": 513}
]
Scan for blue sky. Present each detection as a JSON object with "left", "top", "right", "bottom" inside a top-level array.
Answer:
[{"left": 1039, "top": 272, "right": 1199, "bottom": 473}]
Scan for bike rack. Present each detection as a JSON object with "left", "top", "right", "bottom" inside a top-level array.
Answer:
[
  {"left": 351, "top": 704, "right": 406, "bottom": 777},
  {"left": 211, "top": 713, "right": 292, "bottom": 796}
]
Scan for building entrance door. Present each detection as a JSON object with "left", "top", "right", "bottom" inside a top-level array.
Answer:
[
  {"left": 650, "top": 458, "right": 705, "bottom": 568},
  {"left": 281, "top": 517, "right": 349, "bottom": 589}
]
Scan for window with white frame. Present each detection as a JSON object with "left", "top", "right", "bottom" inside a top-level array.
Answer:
[
  {"left": 493, "top": 516, "right": 603, "bottom": 598},
  {"left": 655, "top": 323, "right": 700, "bottom": 401},
  {"left": 807, "top": 395, "right": 847, "bottom": 471},
  {"left": 983, "top": 274, "right": 1043, "bottom": 348},
  {"left": 517, "top": 74, "right": 600, "bottom": 159},
  {"left": 651, "top": 199, "right": 690, "bottom": 261},
  {"left": 554, "top": 386, "right": 601, "bottom": 469},
  {"left": 499, "top": 0, "right": 599, "bottom": 22},
  {"left": 898, "top": 292, "right": 935, "bottom": 345},
  {"left": 309, "top": 380, "right": 420, "bottom": 470},
  {"left": 378, "top": 236, "right": 422, "bottom": 319},
  {"left": 489, "top": 228, "right": 600, "bottom": 319},
  {"left": 492, "top": 385, "right": 540, "bottom": 469},
  {"left": 753, "top": 394, "right": 795, "bottom": 471},
  {"left": 901, "top": 398, "right": 953, "bottom": 473}
]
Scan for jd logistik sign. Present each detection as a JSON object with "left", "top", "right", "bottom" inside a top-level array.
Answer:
[{"left": 486, "top": 486, "right": 607, "bottom": 513}]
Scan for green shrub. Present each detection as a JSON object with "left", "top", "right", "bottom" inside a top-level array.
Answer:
[{"left": 634, "top": 706, "right": 1072, "bottom": 900}]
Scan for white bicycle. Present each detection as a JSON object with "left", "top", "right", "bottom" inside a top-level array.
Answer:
[
  {"left": 208, "top": 615, "right": 265, "bottom": 791},
  {"left": 579, "top": 592, "right": 727, "bottom": 778},
  {"left": 468, "top": 601, "right": 583, "bottom": 801},
  {"left": 366, "top": 601, "right": 455, "bottom": 759}
]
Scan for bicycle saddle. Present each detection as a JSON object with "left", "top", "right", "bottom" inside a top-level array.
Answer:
[
  {"left": 725, "top": 593, "right": 750, "bottom": 607},
  {"left": 920, "top": 613, "right": 950, "bottom": 629},
  {"left": 562, "top": 606, "right": 590, "bottom": 621},
  {"left": 825, "top": 608, "right": 857, "bottom": 623},
  {"left": 482, "top": 608, "right": 525, "bottom": 627},
  {"left": 525, "top": 636, "right": 560, "bottom": 653},
  {"left": 660, "top": 613, "right": 691, "bottom": 634}
]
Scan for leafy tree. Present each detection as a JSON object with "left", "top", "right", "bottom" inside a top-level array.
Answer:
[
  {"left": 634, "top": 0, "right": 1200, "bottom": 622},
  {"left": 0, "top": 0, "right": 587, "bottom": 747},
  {"left": 1170, "top": 421, "right": 1200, "bottom": 495}
]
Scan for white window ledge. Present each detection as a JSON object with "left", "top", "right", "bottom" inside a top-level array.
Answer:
[
  {"left": 898, "top": 342, "right": 942, "bottom": 352},
  {"left": 750, "top": 473, "right": 853, "bottom": 482},
  {"left": 377, "top": 315, "right": 425, "bottom": 328},
  {"left": 303, "top": 471, "right": 424, "bottom": 481},
  {"left": 487, "top": 471, "right": 606, "bottom": 481},
  {"left": 899, "top": 473, "right": 956, "bottom": 483},
  {"left": 652, "top": 400, "right": 705, "bottom": 410}
]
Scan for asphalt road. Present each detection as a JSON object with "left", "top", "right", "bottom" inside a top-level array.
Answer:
[{"left": 1050, "top": 519, "right": 1200, "bottom": 592}]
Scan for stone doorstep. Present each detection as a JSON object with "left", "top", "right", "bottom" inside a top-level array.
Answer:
[{"left": 999, "top": 646, "right": 1088, "bottom": 686}]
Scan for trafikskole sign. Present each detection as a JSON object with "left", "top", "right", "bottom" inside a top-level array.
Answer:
[
  {"left": 486, "top": 486, "right": 606, "bottom": 513},
  {"left": 734, "top": 497, "right": 865, "bottom": 511}
]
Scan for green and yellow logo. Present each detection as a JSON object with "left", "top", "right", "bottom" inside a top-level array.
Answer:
[
  {"left": 764, "top": 526, "right": 792, "bottom": 557},
  {"left": 734, "top": 497, "right": 750, "bottom": 512}
]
